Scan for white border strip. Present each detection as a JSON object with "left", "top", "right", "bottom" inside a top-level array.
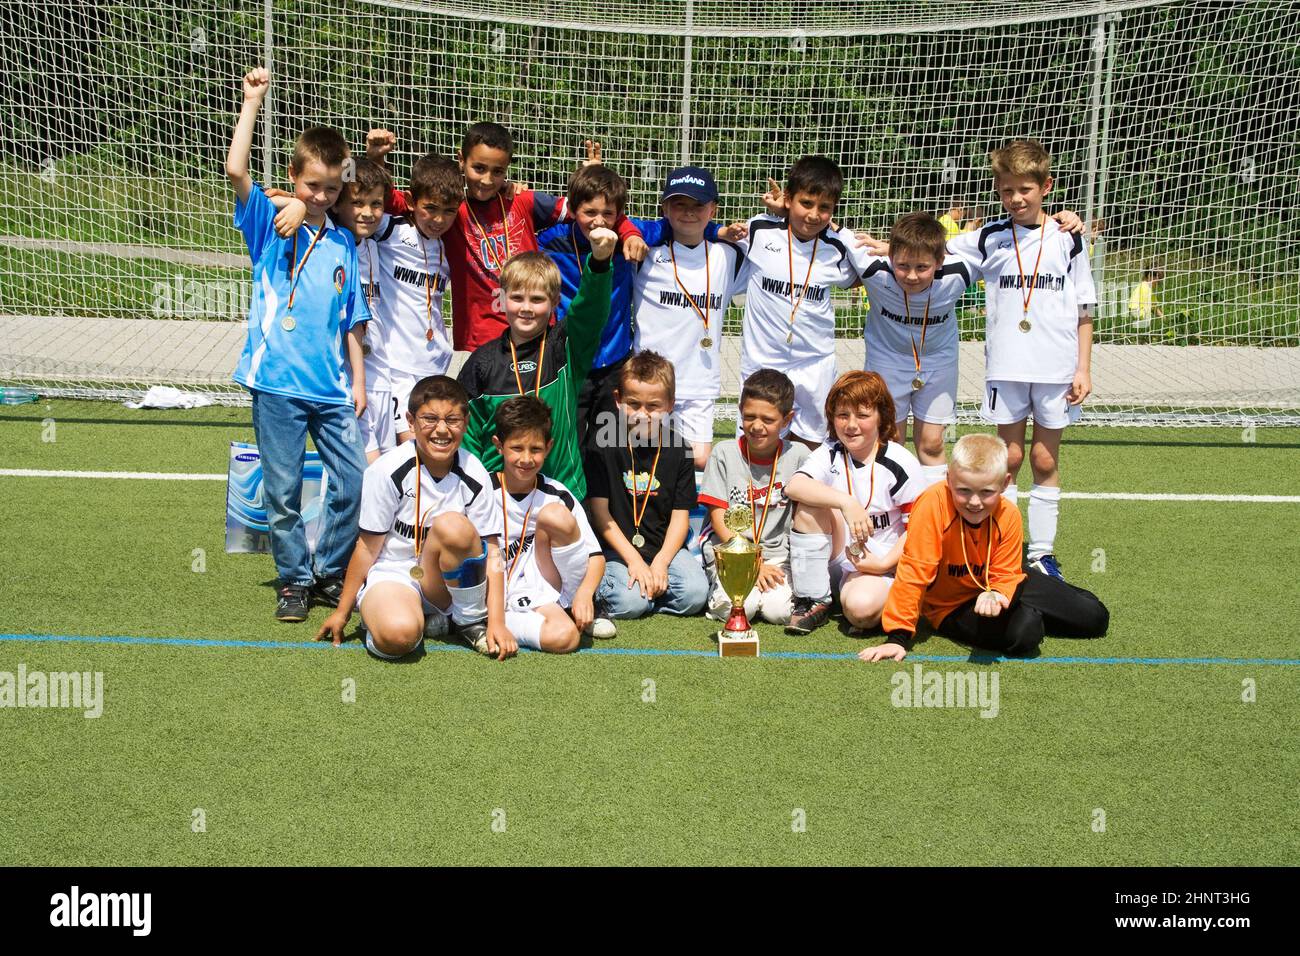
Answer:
[{"left": 2, "top": 469, "right": 1299, "bottom": 502}]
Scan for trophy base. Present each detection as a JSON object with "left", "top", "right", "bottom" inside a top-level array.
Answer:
[{"left": 717, "top": 629, "right": 760, "bottom": 658}]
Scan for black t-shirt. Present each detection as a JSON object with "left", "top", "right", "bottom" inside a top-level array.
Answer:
[{"left": 585, "top": 427, "right": 696, "bottom": 564}]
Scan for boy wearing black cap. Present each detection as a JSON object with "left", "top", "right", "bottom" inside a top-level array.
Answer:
[{"left": 630, "top": 166, "right": 748, "bottom": 469}]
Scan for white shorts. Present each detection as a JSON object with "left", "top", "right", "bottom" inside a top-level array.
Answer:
[
  {"left": 356, "top": 562, "right": 446, "bottom": 618},
  {"left": 741, "top": 352, "right": 836, "bottom": 444},
  {"left": 870, "top": 362, "right": 958, "bottom": 426},
  {"left": 672, "top": 397, "right": 718, "bottom": 445},
  {"left": 981, "top": 380, "right": 1081, "bottom": 429},
  {"left": 360, "top": 389, "right": 398, "bottom": 454},
  {"left": 505, "top": 562, "right": 563, "bottom": 614}
]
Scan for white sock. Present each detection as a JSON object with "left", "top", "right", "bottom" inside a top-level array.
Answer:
[
  {"left": 1027, "top": 484, "right": 1061, "bottom": 560},
  {"left": 551, "top": 537, "right": 591, "bottom": 605},
  {"left": 505, "top": 610, "right": 543, "bottom": 650},
  {"left": 789, "top": 531, "right": 832, "bottom": 603},
  {"left": 365, "top": 631, "right": 405, "bottom": 660},
  {"left": 446, "top": 582, "right": 487, "bottom": 626},
  {"left": 921, "top": 463, "right": 948, "bottom": 486},
  {"left": 1002, "top": 483, "right": 1019, "bottom": 505}
]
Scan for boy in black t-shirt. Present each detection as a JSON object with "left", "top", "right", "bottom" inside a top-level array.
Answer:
[{"left": 585, "top": 351, "right": 708, "bottom": 620}]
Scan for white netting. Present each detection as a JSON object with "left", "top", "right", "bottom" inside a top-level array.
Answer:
[{"left": 1, "top": 0, "right": 1297, "bottom": 423}]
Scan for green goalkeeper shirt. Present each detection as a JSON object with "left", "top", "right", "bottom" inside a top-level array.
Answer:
[{"left": 457, "top": 254, "right": 612, "bottom": 499}]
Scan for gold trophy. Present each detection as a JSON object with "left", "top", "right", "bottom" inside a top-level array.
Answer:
[{"left": 713, "top": 505, "right": 762, "bottom": 658}]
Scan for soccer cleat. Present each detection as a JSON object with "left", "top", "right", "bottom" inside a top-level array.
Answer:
[
  {"left": 423, "top": 613, "right": 449, "bottom": 639},
  {"left": 275, "top": 585, "right": 310, "bottom": 623},
  {"left": 785, "top": 596, "right": 832, "bottom": 635},
  {"left": 1028, "top": 554, "right": 1065, "bottom": 581},
  {"left": 310, "top": 576, "right": 344, "bottom": 608},
  {"left": 456, "top": 620, "right": 492, "bottom": 655},
  {"left": 584, "top": 617, "right": 617, "bottom": 639}
]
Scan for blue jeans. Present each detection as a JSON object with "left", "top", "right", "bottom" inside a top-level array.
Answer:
[
  {"left": 251, "top": 391, "right": 367, "bottom": 587},
  {"left": 596, "top": 548, "right": 709, "bottom": 620}
]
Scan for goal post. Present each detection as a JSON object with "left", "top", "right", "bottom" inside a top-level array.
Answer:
[{"left": 1, "top": 0, "right": 1296, "bottom": 423}]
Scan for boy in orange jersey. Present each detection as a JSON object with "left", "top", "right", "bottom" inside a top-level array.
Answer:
[{"left": 859, "top": 434, "right": 1108, "bottom": 661}]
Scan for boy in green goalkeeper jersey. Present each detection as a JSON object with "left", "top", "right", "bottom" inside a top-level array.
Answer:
[{"left": 456, "top": 228, "right": 616, "bottom": 498}]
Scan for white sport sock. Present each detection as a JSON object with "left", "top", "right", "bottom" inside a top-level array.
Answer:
[
  {"left": 446, "top": 582, "right": 487, "bottom": 626},
  {"left": 365, "top": 631, "right": 405, "bottom": 660},
  {"left": 551, "top": 537, "right": 591, "bottom": 605},
  {"left": 505, "top": 610, "right": 543, "bottom": 650},
  {"left": 1002, "top": 483, "right": 1019, "bottom": 505},
  {"left": 921, "top": 463, "right": 948, "bottom": 486},
  {"left": 789, "top": 531, "right": 833, "bottom": 603},
  {"left": 1027, "top": 484, "right": 1061, "bottom": 560}
]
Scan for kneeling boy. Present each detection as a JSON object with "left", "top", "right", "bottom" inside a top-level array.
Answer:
[
  {"left": 699, "top": 369, "right": 809, "bottom": 625},
  {"left": 315, "top": 376, "right": 516, "bottom": 661},
  {"left": 491, "top": 396, "right": 605, "bottom": 653},
  {"left": 860, "top": 433, "right": 1109, "bottom": 661}
]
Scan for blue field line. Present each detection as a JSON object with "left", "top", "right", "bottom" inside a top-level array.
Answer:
[{"left": 0, "top": 632, "right": 1297, "bottom": 667}]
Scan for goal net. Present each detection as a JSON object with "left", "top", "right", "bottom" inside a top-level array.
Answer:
[{"left": 2, "top": 0, "right": 1297, "bottom": 424}]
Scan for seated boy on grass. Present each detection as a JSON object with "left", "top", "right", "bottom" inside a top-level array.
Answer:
[
  {"left": 457, "top": 228, "right": 617, "bottom": 500},
  {"left": 585, "top": 350, "right": 709, "bottom": 622},
  {"left": 860, "top": 433, "right": 1109, "bottom": 662},
  {"left": 489, "top": 396, "right": 606, "bottom": 651},
  {"left": 698, "top": 369, "right": 809, "bottom": 626},
  {"left": 315, "top": 375, "right": 517, "bottom": 661}
]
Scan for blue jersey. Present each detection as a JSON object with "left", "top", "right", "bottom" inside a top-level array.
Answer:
[
  {"left": 538, "top": 217, "right": 720, "bottom": 371},
  {"left": 232, "top": 185, "right": 370, "bottom": 405}
]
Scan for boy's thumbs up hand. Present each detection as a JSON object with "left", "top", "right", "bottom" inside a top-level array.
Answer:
[{"left": 588, "top": 226, "right": 618, "bottom": 261}]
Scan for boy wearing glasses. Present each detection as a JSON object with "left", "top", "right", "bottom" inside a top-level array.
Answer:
[{"left": 316, "top": 376, "right": 517, "bottom": 661}]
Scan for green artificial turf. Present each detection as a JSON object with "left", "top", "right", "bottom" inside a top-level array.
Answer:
[{"left": 1, "top": 402, "right": 1297, "bottom": 865}]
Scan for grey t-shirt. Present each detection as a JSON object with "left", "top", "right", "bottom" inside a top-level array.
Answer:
[{"left": 699, "top": 436, "right": 810, "bottom": 569}]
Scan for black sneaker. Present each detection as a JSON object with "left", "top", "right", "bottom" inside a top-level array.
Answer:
[
  {"left": 455, "top": 620, "right": 491, "bottom": 655},
  {"left": 310, "top": 576, "right": 344, "bottom": 608},
  {"left": 275, "top": 585, "right": 310, "bottom": 623},
  {"left": 785, "top": 596, "right": 832, "bottom": 635}
]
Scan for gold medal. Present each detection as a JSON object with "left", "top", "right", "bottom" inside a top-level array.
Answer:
[
  {"left": 631, "top": 532, "right": 645, "bottom": 548},
  {"left": 912, "top": 377, "right": 923, "bottom": 391},
  {"left": 362, "top": 342, "right": 371, "bottom": 356},
  {"left": 1019, "top": 318, "right": 1032, "bottom": 333},
  {"left": 281, "top": 315, "right": 296, "bottom": 332},
  {"left": 409, "top": 564, "right": 424, "bottom": 581},
  {"left": 723, "top": 504, "right": 754, "bottom": 533},
  {"left": 425, "top": 328, "right": 435, "bottom": 342},
  {"left": 700, "top": 336, "right": 713, "bottom": 350},
  {"left": 786, "top": 330, "right": 794, "bottom": 344}
]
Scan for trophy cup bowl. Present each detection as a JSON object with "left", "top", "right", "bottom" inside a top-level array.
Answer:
[{"left": 714, "top": 506, "right": 762, "bottom": 657}]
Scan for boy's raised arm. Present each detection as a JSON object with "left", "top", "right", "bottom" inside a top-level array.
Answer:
[{"left": 225, "top": 67, "right": 269, "bottom": 206}]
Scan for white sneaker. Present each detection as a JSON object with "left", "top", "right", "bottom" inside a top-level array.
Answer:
[
  {"left": 584, "top": 617, "right": 617, "bottom": 639},
  {"left": 423, "top": 613, "right": 449, "bottom": 639}
]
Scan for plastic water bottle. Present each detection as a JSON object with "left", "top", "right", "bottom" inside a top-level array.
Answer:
[{"left": 0, "top": 387, "right": 39, "bottom": 405}]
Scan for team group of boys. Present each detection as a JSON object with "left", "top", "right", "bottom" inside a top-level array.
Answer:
[{"left": 224, "top": 67, "right": 1109, "bottom": 663}]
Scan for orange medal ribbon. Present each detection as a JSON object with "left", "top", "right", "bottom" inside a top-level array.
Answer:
[
  {"left": 466, "top": 194, "right": 512, "bottom": 272},
  {"left": 742, "top": 438, "right": 781, "bottom": 544},
  {"left": 419, "top": 233, "right": 444, "bottom": 343},
  {"left": 625, "top": 434, "right": 663, "bottom": 547},
  {"left": 904, "top": 290, "right": 931, "bottom": 381},
  {"left": 499, "top": 476, "right": 537, "bottom": 585},
  {"left": 670, "top": 240, "right": 713, "bottom": 345},
  {"left": 287, "top": 223, "right": 327, "bottom": 312},
  {"left": 508, "top": 334, "right": 547, "bottom": 397},
  {"left": 1011, "top": 211, "right": 1047, "bottom": 320},
  {"left": 958, "top": 513, "right": 995, "bottom": 592},
  {"left": 843, "top": 444, "right": 877, "bottom": 545},
  {"left": 786, "top": 224, "right": 818, "bottom": 342}
]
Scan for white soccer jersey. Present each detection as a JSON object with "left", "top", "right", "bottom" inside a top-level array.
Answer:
[
  {"left": 632, "top": 237, "right": 748, "bottom": 399},
  {"left": 357, "top": 236, "right": 391, "bottom": 392},
  {"left": 949, "top": 217, "right": 1096, "bottom": 384},
  {"left": 372, "top": 214, "right": 453, "bottom": 377},
  {"left": 794, "top": 439, "right": 926, "bottom": 555},
  {"left": 358, "top": 442, "right": 502, "bottom": 570},
  {"left": 740, "top": 214, "right": 860, "bottom": 368},
  {"left": 490, "top": 472, "right": 601, "bottom": 610},
  {"left": 849, "top": 252, "right": 976, "bottom": 373}
]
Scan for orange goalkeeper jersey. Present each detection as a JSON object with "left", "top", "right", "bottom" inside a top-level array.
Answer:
[{"left": 881, "top": 481, "right": 1027, "bottom": 635}]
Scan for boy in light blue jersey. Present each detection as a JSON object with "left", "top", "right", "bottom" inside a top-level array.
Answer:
[{"left": 226, "top": 66, "right": 370, "bottom": 623}]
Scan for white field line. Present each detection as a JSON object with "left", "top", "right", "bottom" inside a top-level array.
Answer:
[{"left": 1, "top": 469, "right": 1299, "bottom": 503}]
